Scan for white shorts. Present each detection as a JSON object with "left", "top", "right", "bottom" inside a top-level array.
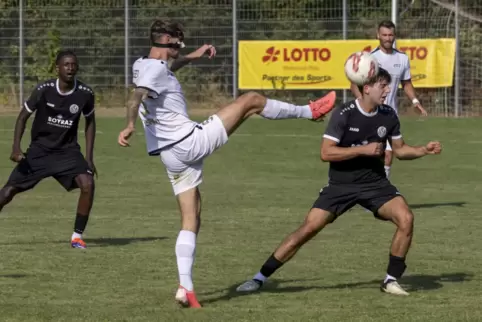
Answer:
[
  {"left": 386, "top": 140, "right": 392, "bottom": 151},
  {"left": 160, "top": 115, "right": 228, "bottom": 195}
]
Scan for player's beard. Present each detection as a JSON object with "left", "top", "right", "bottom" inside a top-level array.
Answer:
[{"left": 382, "top": 41, "right": 393, "bottom": 50}]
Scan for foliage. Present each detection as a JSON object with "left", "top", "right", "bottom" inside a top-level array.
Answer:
[{"left": 0, "top": 0, "right": 479, "bottom": 114}]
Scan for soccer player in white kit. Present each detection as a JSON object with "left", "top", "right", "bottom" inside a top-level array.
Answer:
[
  {"left": 117, "top": 19, "right": 337, "bottom": 308},
  {"left": 351, "top": 20, "right": 427, "bottom": 178}
]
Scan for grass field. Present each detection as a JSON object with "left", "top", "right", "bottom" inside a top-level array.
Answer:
[{"left": 0, "top": 115, "right": 480, "bottom": 321}]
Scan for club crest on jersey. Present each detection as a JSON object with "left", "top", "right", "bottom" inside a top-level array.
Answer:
[
  {"left": 377, "top": 126, "right": 387, "bottom": 138},
  {"left": 69, "top": 104, "right": 79, "bottom": 114}
]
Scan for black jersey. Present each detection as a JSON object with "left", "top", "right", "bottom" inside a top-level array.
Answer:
[
  {"left": 323, "top": 99, "right": 402, "bottom": 184},
  {"left": 23, "top": 78, "right": 95, "bottom": 151}
]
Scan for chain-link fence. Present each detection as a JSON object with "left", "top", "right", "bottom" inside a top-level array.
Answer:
[{"left": 0, "top": 0, "right": 480, "bottom": 116}]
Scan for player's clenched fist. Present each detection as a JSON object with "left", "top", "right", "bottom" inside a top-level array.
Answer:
[
  {"left": 9, "top": 148, "right": 25, "bottom": 163},
  {"left": 425, "top": 141, "right": 442, "bottom": 155},
  {"left": 361, "top": 142, "right": 384, "bottom": 157}
]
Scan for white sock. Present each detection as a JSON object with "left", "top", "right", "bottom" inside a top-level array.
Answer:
[
  {"left": 384, "top": 166, "right": 391, "bottom": 178},
  {"left": 384, "top": 274, "right": 396, "bottom": 283},
  {"left": 71, "top": 232, "right": 82, "bottom": 241},
  {"left": 175, "top": 230, "right": 196, "bottom": 291},
  {"left": 253, "top": 272, "right": 268, "bottom": 283},
  {"left": 260, "top": 99, "right": 312, "bottom": 120}
]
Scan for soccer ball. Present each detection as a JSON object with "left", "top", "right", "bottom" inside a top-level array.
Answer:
[{"left": 344, "top": 51, "right": 379, "bottom": 86}]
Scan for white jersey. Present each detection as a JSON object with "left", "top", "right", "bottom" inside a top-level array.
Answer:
[
  {"left": 132, "top": 57, "right": 197, "bottom": 155},
  {"left": 371, "top": 48, "right": 411, "bottom": 113}
]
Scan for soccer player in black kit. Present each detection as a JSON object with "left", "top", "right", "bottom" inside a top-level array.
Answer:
[
  {"left": 237, "top": 68, "right": 442, "bottom": 296},
  {"left": 0, "top": 50, "right": 96, "bottom": 249}
]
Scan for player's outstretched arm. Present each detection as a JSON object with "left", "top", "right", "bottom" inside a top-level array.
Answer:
[
  {"left": 10, "top": 108, "right": 32, "bottom": 162},
  {"left": 391, "top": 137, "right": 441, "bottom": 160},
  {"left": 170, "top": 45, "right": 216, "bottom": 72},
  {"left": 118, "top": 87, "right": 149, "bottom": 147},
  {"left": 321, "top": 139, "right": 383, "bottom": 162}
]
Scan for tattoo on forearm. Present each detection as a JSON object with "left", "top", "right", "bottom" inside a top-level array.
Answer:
[
  {"left": 170, "top": 56, "right": 191, "bottom": 72},
  {"left": 126, "top": 89, "right": 148, "bottom": 125}
]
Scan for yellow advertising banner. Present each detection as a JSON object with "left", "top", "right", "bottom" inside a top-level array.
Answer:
[{"left": 238, "top": 39, "right": 455, "bottom": 90}]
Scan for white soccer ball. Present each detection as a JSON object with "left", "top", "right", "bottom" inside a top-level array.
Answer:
[{"left": 344, "top": 51, "right": 379, "bottom": 86}]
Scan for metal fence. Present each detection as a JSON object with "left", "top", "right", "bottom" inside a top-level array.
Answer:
[{"left": 0, "top": 0, "right": 480, "bottom": 116}]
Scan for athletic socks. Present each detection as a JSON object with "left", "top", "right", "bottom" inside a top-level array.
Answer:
[
  {"left": 253, "top": 253, "right": 406, "bottom": 286},
  {"left": 72, "top": 213, "right": 89, "bottom": 240},
  {"left": 260, "top": 99, "right": 313, "bottom": 120},
  {"left": 253, "top": 253, "right": 284, "bottom": 284},
  {"left": 384, "top": 166, "right": 391, "bottom": 178},
  {"left": 386, "top": 254, "right": 407, "bottom": 281},
  {"left": 175, "top": 230, "right": 197, "bottom": 291},
  {"left": 71, "top": 232, "right": 82, "bottom": 241},
  {"left": 384, "top": 274, "right": 397, "bottom": 283},
  {"left": 253, "top": 272, "right": 268, "bottom": 284}
]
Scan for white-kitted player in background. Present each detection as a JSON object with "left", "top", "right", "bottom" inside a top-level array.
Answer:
[
  {"left": 117, "top": 19, "right": 337, "bottom": 308},
  {"left": 351, "top": 20, "right": 428, "bottom": 179}
]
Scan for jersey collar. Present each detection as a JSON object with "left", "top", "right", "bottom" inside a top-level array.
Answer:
[
  {"left": 355, "top": 99, "right": 378, "bottom": 117},
  {"left": 375, "top": 46, "right": 395, "bottom": 55},
  {"left": 142, "top": 56, "right": 168, "bottom": 65},
  {"left": 56, "top": 78, "right": 77, "bottom": 96}
]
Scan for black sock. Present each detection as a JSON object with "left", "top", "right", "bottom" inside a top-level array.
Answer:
[
  {"left": 259, "top": 253, "right": 284, "bottom": 279},
  {"left": 74, "top": 213, "right": 89, "bottom": 234},
  {"left": 386, "top": 254, "right": 407, "bottom": 279}
]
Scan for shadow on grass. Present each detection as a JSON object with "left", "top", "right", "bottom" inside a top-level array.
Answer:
[
  {"left": 0, "top": 236, "right": 168, "bottom": 247},
  {"left": 0, "top": 274, "right": 28, "bottom": 278},
  {"left": 410, "top": 202, "right": 466, "bottom": 209},
  {"left": 201, "top": 272, "right": 474, "bottom": 304},
  {"left": 84, "top": 236, "right": 168, "bottom": 247}
]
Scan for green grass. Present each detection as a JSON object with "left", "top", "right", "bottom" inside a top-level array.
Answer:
[{"left": 0, "top": 115, "right": 480, "bottom": 321}]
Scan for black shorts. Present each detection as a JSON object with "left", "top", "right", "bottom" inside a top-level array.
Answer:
[
  {"left": 312, "top": 180, "right": 402, "bottom": 219},
  {"left": 5, "top": 145, "right": 92, "bottom": 192}
]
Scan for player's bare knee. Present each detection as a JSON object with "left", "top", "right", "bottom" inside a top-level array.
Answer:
[
  {"left": 396, "top": 210, "right": 414, "bottom": 235},
  {"left": 300, "top": 219, "right": 325, "bottom": 239},
  {"left": 0, "top": 186, "right": 18, "bottom": 201},
  {"left": 303, "top": 225, "right": 321, "bottom": 237},
  {"left": 237, "top": 91, "right": 266, "bottom": 112},
  {"left": 78, "top": 176, "right": 94, "bottom": 194}
]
